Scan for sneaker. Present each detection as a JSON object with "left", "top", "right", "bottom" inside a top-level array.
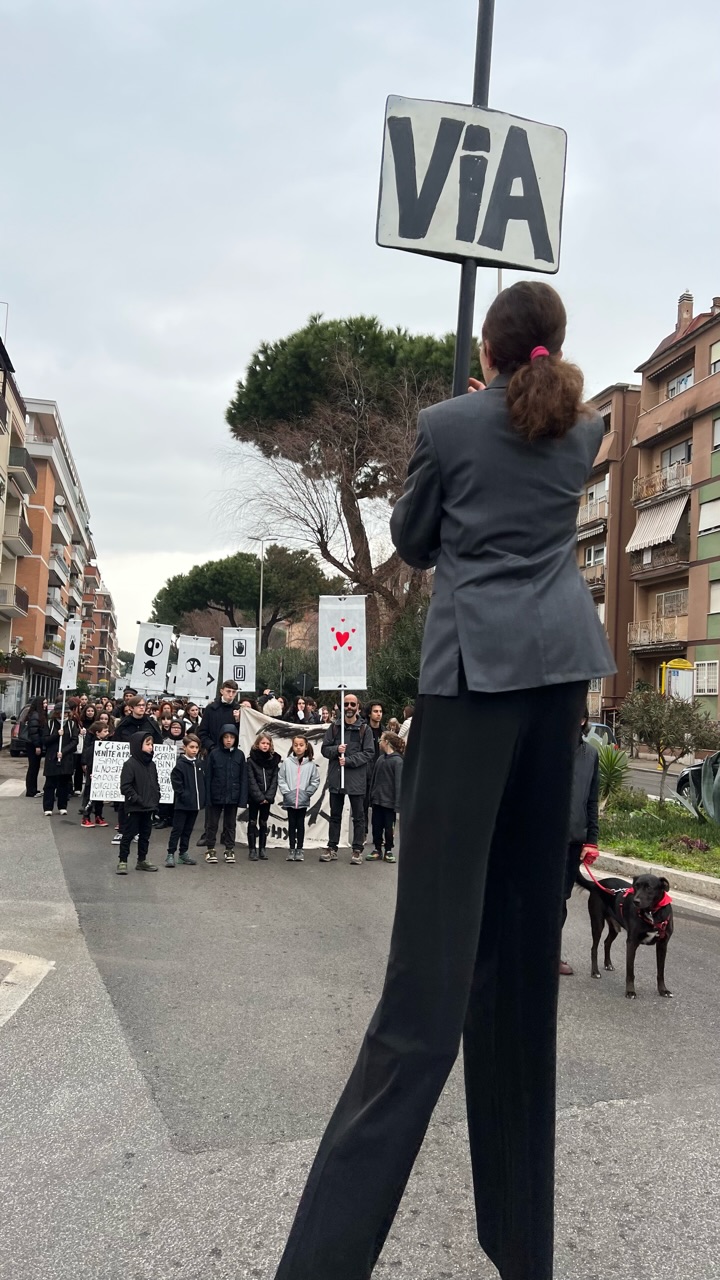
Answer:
[
  {"left": 165, "top": 853, "right": 176, "bottom": 868},
  {"left": 258, "top": 849, "right": 269, "bottom": 860},
  {"left": 286, "top": 851, "right": 296, "bottom": 861},
  {"left": 319, "top": 849, "right": 338, "bottom": 862},
  {"left": 205, "top": 849, "right": 218, "bottom": 864},
  {"left": 224, "top": 850, "right": 236, "bottom": 864},
  {"left": 294, "top": 851, "right": 304, "bottom": 862},
  {"left": 366, "top": 850, "right": 382, "bottom": 861},
  {"left": 136, "top": 860, "right": 159, "bottom": 872},
  {"left": 383, "top": 852, "right": 396, "bottom": 864},
  {"left": 95, "top": 817, "right": 108, "bottom": 827},
  {"left": 133, "top": 835, "right": 139, "bottom": 843},
  {"left": 111, "top": 833, "right": 122, "bottom": 845},
  {"left": 59, "top": 809, "right": 68, "bottom": 816},
  {"left": 44, "top": 811, "right": 53, "bottom": 817},
  {"left": 350, "top": 853, "right": 363, "bottom": 865},
  {"left": 178, "top": 852, "right": 197, "bottom": 865},
  {"left": 116, "top": 860, "right": 128, "bottom": 875},
  {"left": 81, "top": 817, "right": 95, "bottom": 828}
]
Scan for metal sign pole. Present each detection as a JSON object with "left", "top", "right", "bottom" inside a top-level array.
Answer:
[{"left": 451, "top": 0, "right": 496, "bottom": 398}]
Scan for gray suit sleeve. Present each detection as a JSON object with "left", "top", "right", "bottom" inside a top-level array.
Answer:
[{"left": 389, "top": 410, "right": 442, "bottom": 570}]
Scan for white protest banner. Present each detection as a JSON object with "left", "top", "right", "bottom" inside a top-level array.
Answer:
[
  {"left": 236, "top": 707, "right": 353, "bottom": 848},
  {"left": 318, "top": 596, "right": 367, "bottom": 691},
  {"left": 222, "top": 627, "right": 256, "bottom": 692},
  {"left": 90, "top": 741, "right": 176, "bottom": 804},
  {"left": 175, "top": 635, "right": 212, "bottom": 699},
  {"left": 130, "top": 624, "right": 173, "bottom": 694},
  {"left": 377, "top": 96, "right": 566, "bottom": 273},
  {"left": 167, "top": 664, "right": 177, "bottom": 692},
  {"left": 60, "top": 618, "right": 83, "bottom": 691},
  {"left": 198, "top": 655, "right": 220, "bottom": 704}
]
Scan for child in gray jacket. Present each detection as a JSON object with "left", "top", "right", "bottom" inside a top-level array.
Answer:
[
  {"left": 367, "top": 731, "right": 405, "bottom": 863},
  {"left": 278, "top": 735, "right": 321, "bottom": 862}
]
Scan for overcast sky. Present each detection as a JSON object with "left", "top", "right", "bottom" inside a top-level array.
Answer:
[{"left": 2, "top": 0, "right": 719, "bottom": 648}]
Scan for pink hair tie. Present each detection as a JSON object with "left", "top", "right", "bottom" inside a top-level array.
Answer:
[{"left": 530, "top": 346, "right": 550, "bottom": 360}]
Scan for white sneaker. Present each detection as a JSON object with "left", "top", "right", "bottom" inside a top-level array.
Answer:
[
  {"left": 111, "top": 834, "right": 122, "bottom": 845},
  {"left": 44, "top": 811, "right": 53, "bottom": 817},
  {"left": 59, "top": 809, "right": 68, "bottom": 815}
]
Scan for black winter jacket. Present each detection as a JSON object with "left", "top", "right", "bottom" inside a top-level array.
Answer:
[
  {"left": 43, "top": 719, "right": 80, "bottom": 777},
  {"left": 322, "top": 718, "right": 375, "bottom": 795},
  {"left": 27, "top": 709, "right": 46, "bottom": 751},
  {"left": 568, "top": 740, "right": 600, "bottom": 845},
  {"left": 120, "top": 733, "right": 161, "bottom": 812},
  {"left": 247, "top": 748, "right": 281, "bottom": 804},
  {"left": 370, "top": 751, "right": 403, "bottom": 811},
  {"left": 205, "top": 724, "right": 248, "bottom": 807},
  {"left": 199, "top": 697, "right": 238, "bottom": 752},
  {"left": 115, "top": 714, "right": 162, "bottom": 745},
  {"left": 171, "top": 755, "right": 206, "bottom": 811}
]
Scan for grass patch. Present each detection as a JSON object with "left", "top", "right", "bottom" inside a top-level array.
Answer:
[{"left": 600, "top": 792, "right": 720, "bottom": 877}]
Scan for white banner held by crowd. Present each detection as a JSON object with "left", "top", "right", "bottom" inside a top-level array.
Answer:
[
  {"left": 175, "top": 635, "right": 212, "bottom": 699},
  {"left": 60, "top": 618, "right": 83, "bottom": 691},
  {"left": 318, "top": 596, "right": 367, "bottom": 690},
  {"left": 90, "top": 741, "right": 176, "bottom": 804},
  {"left": 130, "top": 624, "right": 174, "bottom": 695},
  {"left": 222, "top": 627, "right": 256, "bottom": 692},
  {"left": 199, "top": 654, "right": 221, "bottom": 704}
]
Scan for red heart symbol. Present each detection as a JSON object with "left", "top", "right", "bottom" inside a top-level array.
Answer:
[
  {"left": 340, "top": 618, "right": 345, "bottom": 622},
  {"left": 348, "top": 645, "right": 353, "bottom": 651},
  {"left": 336, "top": 631, "right": 350, "bottom": 647},
  {"left": 351, "top": 628, "right": 356, "bottom": 633},
  {"left": 333, "top": 645, "right": 337, "bottom": 651}
]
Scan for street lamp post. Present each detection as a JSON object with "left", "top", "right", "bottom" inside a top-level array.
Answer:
[{"left": 257, "top": 539, "right": 266, "bottom": 655}]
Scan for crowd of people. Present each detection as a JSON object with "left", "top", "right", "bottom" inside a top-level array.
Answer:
[{"left": 21, "top": 680, "right": 413, "bottom": 874}]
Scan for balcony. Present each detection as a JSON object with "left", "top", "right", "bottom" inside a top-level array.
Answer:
[
  {"left": 577, "top": 497, "right": 608, "bottom": 532},
  {"left": 0, "top": 581, "right": 29, "bottom": 617},
  {"left": 46, "top": 588, "right": 68, "bottom": 626},
  {"left": 629, "top": 541, "right": 690, "bottom": 581},
  {"left": 48, "top": 549, "right": 70, "bottom": 587},
  {"left": 67, "top": 576, "right": 84, "bottom": 606},
  {"left": 636, "top": 369, "right": 720, "bottom": 446},
  {"left": 582, "top": 563, "right": 606, "bottom": 592},
  {"left": 2, "top": 513, "right": 33, "bottom": 555},
  {"left": 42, "top": 641, "right": 64, "bottom": 665},
  {"left": 628, "top": 615, "right": 689, "bottom": 650},
  {"left": 633, "top": 461, "right": 692, "bottom": 506},
  {"left": 52, "top": 506, "right": 73, "bottom": 545},
  {"left": 8, "top": 447, "right": 38, "bottom": 495},
  {"left": 0, "top": 392, "right": 7, "bottom": 429}
]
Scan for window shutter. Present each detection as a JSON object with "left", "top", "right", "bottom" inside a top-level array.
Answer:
[{"left": 699, "top": 499, "right": 720, "bottom": 534}]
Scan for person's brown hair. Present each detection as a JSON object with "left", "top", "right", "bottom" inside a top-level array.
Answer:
[
  {"left": 183, "top": 733, "right": 201, "bottom": 748},
  {"left": 482, "top": 281, "right": 588, "bottom": 442},
  {"left": 128, "top": 694, "right": 146, "bottom": 709},
  {"left": 381, "top": 731, "right": 406, "bottom": 756},
  {"left": 288, "top": 735, "right": 314, "bottom": 760}
]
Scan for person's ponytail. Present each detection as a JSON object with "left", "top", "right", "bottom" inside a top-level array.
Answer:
[{"left": 482, "top": 281, "right": 589, "bottom": 443}]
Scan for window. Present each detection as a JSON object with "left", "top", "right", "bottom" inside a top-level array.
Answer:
[
  {"left": 699, "top": 499, "right": 720, "bottom": 534},
  {"left": 656, "top": 589, "right": 688, "bottom": 618},
  {"left": 714, "top": 418, "right": 720, "bottom": 451},
  {"left": 585, "top": 543, "right": 606, "bottom": 567},
  {"left": 642, "top": 547, "right": 652, "bottom": 565},
  {"left": 711, "top": 582, "right": 720, "bottom": 614},
  {"left": 661, "top": 439, "right": 692, "bottom": 469},
  {"left": 585, "top": 477, "right": 607, "bottom": 504},
  {"left": 695, "top": 662, "right": 719, "bottom": 697},
  {"left": 667, "top": 369, "right": 694, "bottom": 398},
  {"left": 711, "top": 341, "right": 720, "bottom": 376},
  {"left": 589, "top": 677, "right": 602, "bottom": 693},
  {"left": 596, "top": 602, "right": 605, "bottom": 624}
]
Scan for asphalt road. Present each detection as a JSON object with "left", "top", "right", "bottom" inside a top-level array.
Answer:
[{"left": 2, "top": 760, "right": 720, "bottom": 1279}]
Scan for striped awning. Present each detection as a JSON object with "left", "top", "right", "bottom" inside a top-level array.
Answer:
[{"left": 625, "top": 494, "right": 688, "bottom": 553}]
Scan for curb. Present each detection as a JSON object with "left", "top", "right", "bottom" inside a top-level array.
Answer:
[{"left": 596, "top": 850, "right": 720, "bottom": 904}]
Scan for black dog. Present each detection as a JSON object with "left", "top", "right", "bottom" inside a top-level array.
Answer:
[{"left": 575, "top": 870, "right": 674, "bottom": 999}]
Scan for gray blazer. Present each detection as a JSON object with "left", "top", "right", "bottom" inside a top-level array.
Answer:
[{"left": 389, "top": 375, "right": 616, "bottom": 696}]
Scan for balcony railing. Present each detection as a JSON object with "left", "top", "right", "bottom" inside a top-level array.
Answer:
[
  {"left": 42, "top": 640, "right": 65, "bottom": 662},
  {"left": 0, "top": 582, "right": 29, "bottom": 616},
  {"left": 577, "top": 497, "right": 608, "bottom": 528},
  {"left": 582, "top": 563, "right": 606, "bottom": 588},
  {"left": 8, "top": 447, "right": 38, "bottom": 494},
  {"left": 628, "top": 615, "right": 689, "bottom": 647},
  {"left": 49, "top": 550, "right": 70, "bottom": 584},
  {"left": 632, "top": 461, "right": 692, "bottom": 505},
  {"left": 629, "top": 542, "right": 690, "bottom": 576},
  {"left": 2, "top": 513, "right": 33, "bottom": 553},
  {"left": 0, "top": 392, "right": 7, "bottom": 428}
]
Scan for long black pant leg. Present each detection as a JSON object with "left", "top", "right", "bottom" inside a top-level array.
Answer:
[
  {"left": 327, "top": 792, "right": 344, "bottom": 848},
  {"left": 221, "top": 805, "right": 237, "bottom": 850},
  {"left": 348, "top": 793, "right": 366, "bottom": 851},
  {"left": 119, "top": 811, "right": 140, "bottom": 862},
  {"left": 135, "top": 812, "right": 153, "bottom": 862},
  {"left": 205, "top": 805, "right": 221, "bottom": 848},
  {"left": 177, "top": 811, "right": 197, "bottom": 854},
  {"left": 561, "top": 841, "right": 584, "bottom": 927},
  {"left": 26, "top": 748, "right": 41, "bottom": 796},
  {"left": 274, "top": 681, "right": 585, "bottom": 1280}
]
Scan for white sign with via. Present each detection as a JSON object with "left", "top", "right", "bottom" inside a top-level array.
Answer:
[
  {"left": 222, "top": 628, "right": 256, "bottom": 692},
  {"left": 377, "top": 96, "right": 567, "bottom": 272}
]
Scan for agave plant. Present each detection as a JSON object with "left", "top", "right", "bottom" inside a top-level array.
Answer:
[
  {"left": 596, "top": 743, "right": 629, "bottom": 807},
  {"left": 674, "top": 750, "right": 720, "bottom": 822}
]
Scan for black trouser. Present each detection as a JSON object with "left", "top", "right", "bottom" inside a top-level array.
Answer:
[
  {"left": 80, "top": 775, "right": 104, "bottom": 818},
  {"left": 119, "top": 811, "right": 153, "bottom": 863},
  {"left": 206, "top": 804, "right": 237, "bottom": 851},
  {"left": 562, "top": 841, "right": 584, "bottom": 927},
  {"left": 274, "top": 679, "right": 586, "bottom": 1280},
  {"left": 26, "top": 747, "right": 42, "bottom": 796},
  {"left": 247, "top": 798, "right": 269, "bottom": 846},
  {"left": 328, "top": 791, "right": 365, "bottom": 852},
  {"left": 371, "top": 805, "right": 396, "bottom": 853},
  {"left": 73, "top": 755, "right": 84, "bottom": 793},
  {"left": 168, "top": 809, "right": 198, "bottom": 855},
  {"left": 42, "top": 776, "right": 71, "bottom": 812},
  {"left": 287, "top": 807, "right": 306, "bottom": 850}
]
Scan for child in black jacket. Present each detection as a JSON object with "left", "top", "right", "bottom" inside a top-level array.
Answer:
[
  {"left": 246, "top": 732, "right": 281, "bottom": 861},
  {"left": 80, "top": 724, "right": 110, "bottom": 827},
  {"left": 367, "top": 732, "right": 404, "bottom": 864},
  {"left": 118, "top": 732, "right": 161, "bottom": 874},
  {"left": 204, "top": 722, "right": 248, "bottom": 865},
  {"left": 165, "top": 735, "right": 205, "bottom": 868}
]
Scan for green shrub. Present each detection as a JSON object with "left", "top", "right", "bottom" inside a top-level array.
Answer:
[
  {"left": 606, "top": 786, "right": 648, "bottom": 814},
  {"left": 596, "top": 744, "right": 629, "bottom": 802}
]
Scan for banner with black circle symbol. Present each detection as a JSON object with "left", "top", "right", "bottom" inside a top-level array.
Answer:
[
  {"left": 130, "top": 624, "right": 174, "bottom": 694},
  {"left": 222, "top": 628, "right": 256, "bottom": 691},
  {"left": 60, "top": 617, "right": 83, "bottom": 691},
  {"left": 175, "top": 634, "right": 212, "bottom": 699}
]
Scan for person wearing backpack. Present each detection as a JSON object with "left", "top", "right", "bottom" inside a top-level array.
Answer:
[{"left": 320, "top": 694, "right": 375, "bottom": 865}]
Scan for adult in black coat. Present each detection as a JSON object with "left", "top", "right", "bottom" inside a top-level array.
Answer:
[
  {"left": 42, "top": 710, "right": 79, "bottom": 814},
  {"left": 203, "top": 722, "right": 247, "bottom": 861},
  {"left": 115, "top": 696, "right": 163, "bottom": 744},
  {"left": 199, "top": 681, "right": 239, "bottom": 752},
  {"left": 283, "top": 696, "right": 309, "bottom": 725},
  {"left": 321, "top": 699, "right": 375, "bottom": 862},
  {"left": 118, "top": 732, "right": 161, "bottom": 871},
  {"left": 24, "top": 696, "right": 47, "bottom": 797}
]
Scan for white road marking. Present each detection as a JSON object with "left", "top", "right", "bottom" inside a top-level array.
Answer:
[
  {"left": 0, "top": 779, "right": 26, "bottom": 797},
  {"left": 0, "top": 951, "right": 56, "bottom": 1027}
]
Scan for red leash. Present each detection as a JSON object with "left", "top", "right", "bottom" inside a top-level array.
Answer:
[{"left": 579, "top": 855, "right": 621, "bottom": 896}]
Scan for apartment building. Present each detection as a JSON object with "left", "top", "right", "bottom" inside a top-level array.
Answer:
[
  {"left": 81, "top": 562, "right": 118, "bottom": 690},
  {"left": 626, "top": 291, "right": 720, "bottom": 713},
  {"left": 576, "top": 383, "right": 640, "bottom": 724},
  {"left": 0, "top": 339, "right": 33, "bottom": 715}
]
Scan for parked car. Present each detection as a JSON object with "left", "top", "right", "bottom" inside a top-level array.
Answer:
[
  {"left": 9, "top": 703, "right": 31, "bottom": 757},
  {"left": 584, "top": 721, "right": 618, "bottom": 751},
  {"left": 677, "top": 755, "right": 719, "bottom": 799}
]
